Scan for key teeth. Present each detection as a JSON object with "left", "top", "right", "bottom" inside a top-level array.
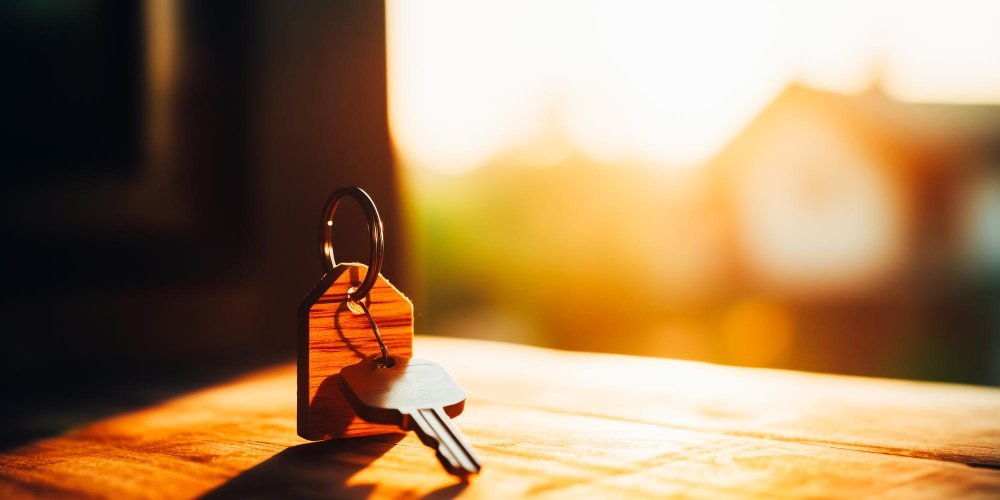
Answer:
[{"left": 436, "top": 449, "right": 479, "bottom": 477}]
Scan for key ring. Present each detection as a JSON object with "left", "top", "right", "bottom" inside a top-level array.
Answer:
[
  {"left": 321, "top": 186, "right": 385, "bottom": 301},
  {"left": 320, "top": 186, "right": 391, "bottom": 365}
]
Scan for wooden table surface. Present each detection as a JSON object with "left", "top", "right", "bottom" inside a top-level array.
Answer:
[{"left": 2, "top": 336, "right": 999, "bottom": 498}]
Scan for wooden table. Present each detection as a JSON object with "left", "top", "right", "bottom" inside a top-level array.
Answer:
[{"left": 2, "top": 337, "right": 999, "bottom": 498}]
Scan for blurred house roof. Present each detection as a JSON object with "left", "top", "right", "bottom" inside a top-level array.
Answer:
[
  {"left": 710, "top": 83, "right": 1000, "bottom": 172},
  {"left": 706, "top": 83, "right": 1000, "bottom": 296}
]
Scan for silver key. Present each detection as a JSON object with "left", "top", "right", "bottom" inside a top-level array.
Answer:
[{"left": 340, "top": 354, "right": 483, "bottom": 476}]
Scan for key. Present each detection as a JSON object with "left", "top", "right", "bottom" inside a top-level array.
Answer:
[{"left": 340, "top": 354, "right": 483, "bottom": 477}]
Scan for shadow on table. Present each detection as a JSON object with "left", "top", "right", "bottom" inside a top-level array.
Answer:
[
  {"left": 201, "top": 435, "right": 469, "bottom": 499},
  {"left": 0, "top": 361, "right": 283, "bottom": 453}
]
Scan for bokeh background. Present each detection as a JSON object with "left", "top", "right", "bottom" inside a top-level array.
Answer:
[
  {"left": 390, "top": 0, "right": 1000, "bottom": 385},
  {"left": 1, "top": 0, "right": 998, "bottom": 449}
]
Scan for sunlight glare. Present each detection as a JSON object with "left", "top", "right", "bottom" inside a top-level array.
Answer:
[
  {"left": 387, "top": 0, "right": 1000, "bottom": 173},
  {"left": 387, "top": 0, "right": 788, "bottom": 174}
]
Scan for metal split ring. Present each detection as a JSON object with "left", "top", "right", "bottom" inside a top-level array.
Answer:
[
  {"left": 320, "top": 186, "right": 385, "bottom": 301},
  {"left": 320, "top": 186, "right": 391, "bottom": 365}
]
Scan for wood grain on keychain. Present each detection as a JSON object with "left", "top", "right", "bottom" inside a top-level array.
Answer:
[{"left": 298, "top": 263, "right": 413, "bottom": 440}]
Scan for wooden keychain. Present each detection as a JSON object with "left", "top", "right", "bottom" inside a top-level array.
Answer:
[{"left": 297, "top": 186, "right": 413, "bottom": 440}]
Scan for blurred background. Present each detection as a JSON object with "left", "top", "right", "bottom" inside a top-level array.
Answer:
[
  {"left": 2, "top": 0, "right": 998, "bottom": 449},
  {"left": 391, "top": 0, "right": 1000, "bottom": 386}
]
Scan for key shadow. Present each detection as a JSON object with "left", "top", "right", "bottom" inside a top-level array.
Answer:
[
  {"left": 200, "top": 435, "right": 470, "bottom": 499},
  {"left": 298, "top": 265, "right": 374, "bottom": 439},
  {"left": 200, "top": 435, "right": 391, "bottom": 499},
  {"left": 331, "top": 266, "right": 370, "bottom": 358},
  {"left": 309, "top": 373, "right": 355, "bottom": 438}
]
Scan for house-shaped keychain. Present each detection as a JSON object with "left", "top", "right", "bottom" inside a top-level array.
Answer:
[{"left": 297, "top": 187, "right": 414, "bottom": 440}]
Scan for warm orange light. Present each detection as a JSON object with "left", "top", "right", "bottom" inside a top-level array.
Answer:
[
  {"left": 386, "top": 1, "right": 787, "bottom": 173},
  {"left": 640, "top": 320, "right": 713, "bottom": 362},
  {"left": 387, "top": 0, "right": 1000, "bottom": 175},
  {"left": 721, "top": 299, "right": 795, "bottom": 366},
  {"left": 731, "top": 114, "right": 908, "bottom": 293}
]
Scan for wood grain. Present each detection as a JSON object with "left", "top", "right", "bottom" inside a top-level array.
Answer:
[
  {"left": 2, "top": 337, "right": 999, "bottom": 499},
  {"left": 297, "top": 263, "right": 413, "bottom": 440},
  {"left": 429, "top": 339, "right": 1000, "bottom": 469}
]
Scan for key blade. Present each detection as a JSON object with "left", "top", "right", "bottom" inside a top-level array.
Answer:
[{"left": 408, "top": 407, "right": 482, "bottom": 477}]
